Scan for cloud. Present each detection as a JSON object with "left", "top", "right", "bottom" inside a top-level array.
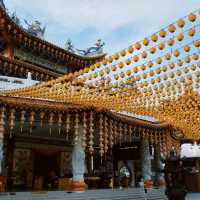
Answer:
[{"left": 4, "top": 0, "right": 200, "bottom": 53}]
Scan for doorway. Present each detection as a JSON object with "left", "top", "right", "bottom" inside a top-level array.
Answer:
[{"left": 33, "top": 150, "right": 59, "bottom": 190}]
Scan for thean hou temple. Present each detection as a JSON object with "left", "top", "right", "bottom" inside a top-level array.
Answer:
[{"left": 0, "top": 0, "right": 200, "bottom": 197}]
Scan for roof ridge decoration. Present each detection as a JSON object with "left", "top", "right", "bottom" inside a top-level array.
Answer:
[
  {"left": 0, "top": 0, "right": 5, "bottom": 10},
  {"left": 65, "top": 39, "right": 105, "bottom": 57},
  {"left": 0, "top": 3, "right": 106, "bottom": 61}
]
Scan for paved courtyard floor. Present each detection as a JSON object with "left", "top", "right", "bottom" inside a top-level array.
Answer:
[
  {"left": 0, "top": 189, "right": 199, "bottom": 200},
  {"left": 187, "top": 193, "right": 200, "bottom": 200}
]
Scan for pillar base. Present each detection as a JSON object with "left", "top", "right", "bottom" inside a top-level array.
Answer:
[
  {"left": 71, "top": 180, "right": 87, "bottom": 192},
  {"left": 144, "top": 180, "right": 153, "bottom": 189}
]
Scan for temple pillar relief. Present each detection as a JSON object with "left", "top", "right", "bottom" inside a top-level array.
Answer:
[
  {"left": 141, "top": 138, "right": 153, "bottom": 188},
  {"left": 0, "top": 107, "right": 5, "bottom": 175},
  {"left": 154, "top": 144, "right": 165, "bottom": 187},
  {"left": 71, "top": 124, "right": 87, "bottom": 192}
]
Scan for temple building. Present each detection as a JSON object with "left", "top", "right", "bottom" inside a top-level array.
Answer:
[{"left": 0, "top": 1, "right": 180, "bottom": 192}]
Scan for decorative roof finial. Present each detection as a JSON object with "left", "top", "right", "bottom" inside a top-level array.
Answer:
[
  {"left": 0, "top": 0, "right": 5, "bottom": 10},
  {"left": 65, "top": 39, "right": 75, "bottom": 52},
  {"left": 24, "top": 19, "right": 46, "bottom": 38}
]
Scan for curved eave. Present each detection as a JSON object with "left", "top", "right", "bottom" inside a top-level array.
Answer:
[
  {"left": 0, "top": 55, "right": 61, "bottom": 78},
  {"left": 0, "top": 7, "right": 106, "bottom": 63},
  {"left": 0, "top": 95, "right": 169, "bottom": 129}
]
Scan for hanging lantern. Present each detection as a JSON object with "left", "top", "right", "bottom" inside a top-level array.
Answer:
[
  {"left": 168, "top": 24, "right": 176, "bottom": 33},
  {"left": 167, "top": 38, "right": 175, "bottom": 46},
  {"left": 58, "top": 113, "right": 62, "bottom": 135},
  {"left": 20, "top": 110, "right": 26, "bottom": 133},
  {"left": 177, "top": 19, "right": 185, "bottom": 28},
  {"left": 176, "top": 33, "right": 184, "bottom": 41},
  {"left": 159, "top": 29, "right": 166, "bottom": 38},
  {"left": 134, "top": 42, "right": 142, "bottom": 50},
  {"left": 89, "top": 112, "right": 94, "bottom": 155},
  {"left": 184, "top": 45, "right": 191, "bottom": 52},
  {"left": 65, "top": 114, "right": 70, "bottom": 140},
  {"left": 188, "top": 13, "right": 196, "bottom": 22},
  {"left": 149, "top": 47, "right": 156, "bottom": 54},
  {"left": 49, "top": 112, "right": 54, "bottom": 136},
  {"left": 165, "top": 53, "right": 171, "bottom": 60},
  {"left": 99, "top": 114, "right": 104, "bottom": 158},
  {"left": 109, "top": 120, "right": 114, "bottom": 148},
  {"left": 188, "top": 28, "right": 196, "bottom": 36},
  {"left": 158, "top": 43, "right": 165, "bottom": 50},
  {"left": 82, "top": 112, "right": 87, "bottom": 150},
  {"left": 151, "top": 34, "right": 158, "bottom": 42},
  {"left": 128, "top": 46, "right": 134, "bottom": 54},
  {"left": 173, "top": 49, "right": 180, "bottom": 57},
  {"left": 120, "top": 49, "right": 127, "bottom": 56},
  {"left": 40, "top": 111, "right": 45, "bottom": 127},
  {"left": 143, "top": 38, "right": 149, "bottom": 46},
  {"left": 9, "top": 109, "right": 15, "bottom": 137},
  {"left": 141, "top": 51, "right": 148, "bottom": 58},
  {"left": 193, "top": 40, "right": 200, "bottom": 47}
]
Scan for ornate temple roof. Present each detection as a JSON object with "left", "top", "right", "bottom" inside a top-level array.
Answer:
[{"left": 0, "top": 6, "right": 106, "bottom": 69}]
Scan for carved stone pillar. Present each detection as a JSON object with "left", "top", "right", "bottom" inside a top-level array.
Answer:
[
  {"left": 141, "top": 138, "right": 153, "bottom": 188},
  {"left": 71, "top": 125, "right": 87, "bottom": 192},
  {"left": 0, "top": 107, "right": 5, "bottom": 175},
  {"left": 154, "top": 144, "right": 165, "bottom": 187}
]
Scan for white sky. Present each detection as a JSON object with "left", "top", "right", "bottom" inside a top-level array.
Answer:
[{"left": 4, "top": 0, "right": 200, "bottom": 53}]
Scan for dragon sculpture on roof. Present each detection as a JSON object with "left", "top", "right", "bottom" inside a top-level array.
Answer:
[
  {"left": 24, "top": 20, "right": 46, "bottom": 38},
  {"left": 0, "top": 0, "right": 5, "bottom": 10}
]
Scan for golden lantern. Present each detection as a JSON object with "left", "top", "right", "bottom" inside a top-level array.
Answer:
[
  {"left": 176, "top": 33, "right": 184, "bottom": 41},
  {"left": 177, "top": 19, "right": 185, "bottom": 28},
  {"left": 143, "top": 37, "right": 149, "bottom": 46},
  {"left": 188, "top": 28, "right": 196, "bottom": 36},
  {"left": 155, "top": 68, "right": 161, "bottom": 74},
  {"left": 151, "top": 34, "right": 158, "bottom": 42},
  {"left": 156, "top": 57, "right": 162, "bottom": 64},
  {"left": 147, "top": 61, "right": 154, "bottom": 68},
  {"left": 128, "top": 46, "right": 134, "bottom": 53},
  {"left": 102, "top": 60, "right": 107, "bottom": 66},
  {"left": 168, "top": 24, "right": 176, "bottom": 33},
  {"left": 158, "top": 43, "right": 165, "bottom": 50},
  {"left": 192, "top": 53, "right": 199, "bottom": 60},
  {"left": 184, "top": 56, "right": 191, "bottom": 63},
  {"left": 169, "top": 63, "right": 175, "bottom": 69},
  {"left": 176, "top": 70, "right": 182, "bottom": 76},
  {"left": 125, "top": 59, "right": 131, "bottom": 65},
  {"left": 188, "top": 13, "right": 196, "bottom": 22},
  {"left": 113, "top": 53, "right": 120, "bottom": 60},
  {"left": 167, "top": 38, "right": 174, "bottom": 46},
  {"left": 184, "top": 45, "right": 191, "bottom": 52},
  {"left": 141, "top": 51, "right": 148, "bottom": 58},
  {"left": 134, "top": 42, "right": 142, "bottom": 50},
  {"left": 133, "top": 55, "right": 139, "bottom": 62},
  {"left": 150, "top": 47, "right": 156, "bottom": 54},
  {"left": 126, "top": 70, "right": 132, "bottom": 76},
  {"left": 159, "top": 29, "right": 166, "bottom": 38},
  {"left": 111, "top": 65, "right": 117, "bottom": 71},
  {"left": 177, "top": 60, "right": 183, "bottom": 66},
  {"left": 161, "top": 65, "right": 168, "bottom": 72},
  {"left": 193, "top": 40, "right": 200, "bottom": 47},
  {"left": 173, "top": 49, "right": 180, "bottom": 57},
  {"left": 120, "top": 49, "right": 127, "bottom": 56},
  {"left": 165, "top": 53, "right": 171, "bottom": 60},
  {"left": 140, "top": 64, "right": 146, "bottom": 70},
  {"left": 133, "top": 67, "right": 138, "bottom": 73},
  {"left": 118, "top": 62, "right": 124, "bottom": 68},
  {"left": 107, "top": 56, "right": 113, "bottom": 63}
]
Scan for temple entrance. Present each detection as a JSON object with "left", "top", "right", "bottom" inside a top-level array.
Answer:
[{"left": 33, "top": 150, "right": 59, "bottom": 190}]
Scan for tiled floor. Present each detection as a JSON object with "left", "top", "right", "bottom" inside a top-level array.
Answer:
[
  {"left": 0, "top": 188, "right": 167, "bottom": 200},
  {"left": 187, "top": 193, "right": 200, "bottom": 200}
]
